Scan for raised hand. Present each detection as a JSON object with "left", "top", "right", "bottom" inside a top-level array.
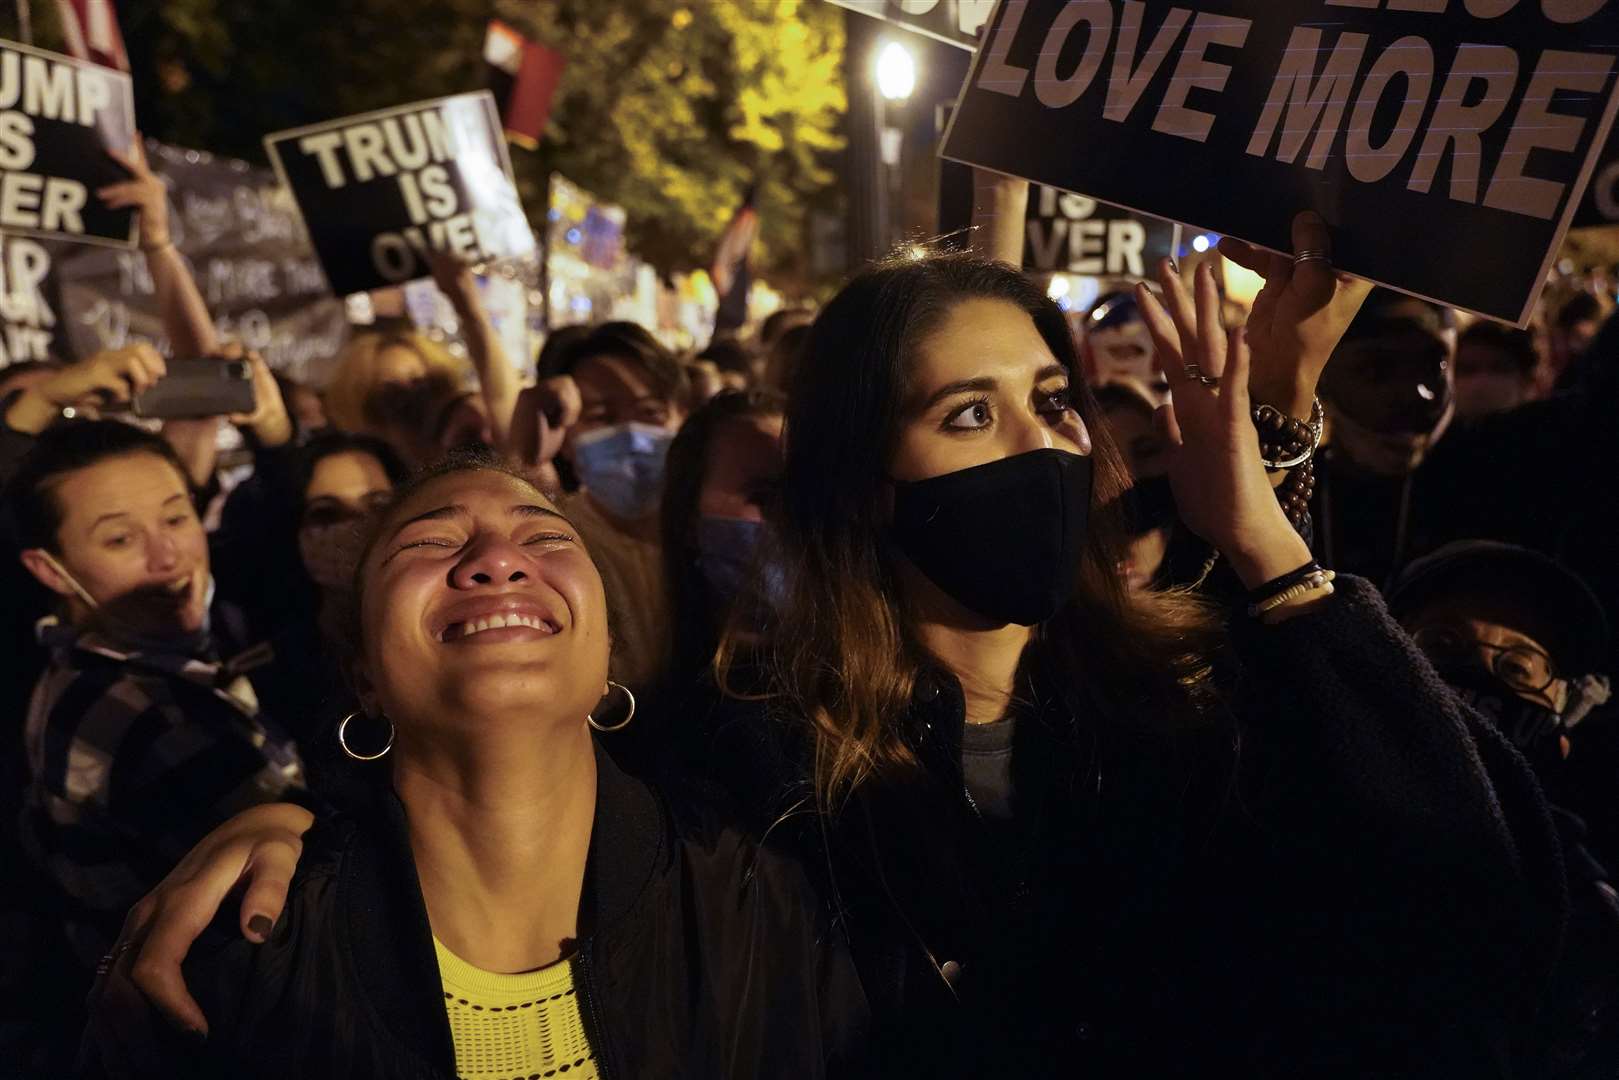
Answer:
[
  {"left": 1135, "top": 261, "right": 1313, "bottom": 590},
  {"left": 98, "top": 137, "right": 171, "bottom": 250},
  {"left": 1219, "top": 212, "right": 1372, "bottom": 420},
  {"left": 3, "top": 344, "right": 167, "bottom": 434},
  {"left": 228, "top": 348, "right": 294, "bottom": 448}
]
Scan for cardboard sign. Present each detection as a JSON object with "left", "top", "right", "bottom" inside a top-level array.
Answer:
[
  {"left": 265, "top": 92, "right": 536, "bottom": 297},
  {"left": 942, "top": 0, "right": 1619, "bottom": 325},
  {"left": 3, "top": 143, "right": 348, "bottom": 382},
  {"left": 1024, "top": 185, "right": 1174, "bottom": 277},
  {"left": 0, "top": 39, "right": 137, "bottom": 246},
  {"left": 827, "top": 0, "right": 994, "bottom": 50}
]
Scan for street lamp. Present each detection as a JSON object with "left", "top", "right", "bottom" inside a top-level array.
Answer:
[
  {"left": 873, "top": 40, "right": 918, "bottom": 251},
  {"left": 876, "top": 40, "right": 916, "bottom": 101}
]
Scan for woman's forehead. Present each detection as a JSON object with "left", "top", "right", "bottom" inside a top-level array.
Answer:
[
  {"left": 391, "top": 468, "right": 555, "bottom": 521},
  {"left": 912, "top": 298, "right": 1059, "bottom": 383}
]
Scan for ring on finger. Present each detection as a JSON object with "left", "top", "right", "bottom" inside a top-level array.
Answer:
[
  {"left": 1182, "top": 363, "right": 1219, "bottom": 387},
  {"left": 96, "top": 939, "right": 138, "bottom": 976},
  {"left": 1293, "top": 249, "right": 1331, "bottom": 266}
]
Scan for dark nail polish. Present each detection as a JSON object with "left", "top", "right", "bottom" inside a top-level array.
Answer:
[
  {"left": 247, "top": 914, "right": 273, "bottom": 940},
  {"left": 1168, "top": 259, "right": 1180, "bottom": 275},
  {"left": 186, "top": 1027, "right": 208, "bottom": 1043}
]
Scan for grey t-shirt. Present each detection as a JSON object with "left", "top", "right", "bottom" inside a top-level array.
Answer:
[{"left": 960, "top": 715, "right": 1016, "bottom": 820}]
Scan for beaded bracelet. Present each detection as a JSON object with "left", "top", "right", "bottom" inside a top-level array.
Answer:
[
  {"left": 1249, "top": 568, "right": 1336, "bottom": 619},
  {"left": 1254, "top": 397, "right": 1323, "bottom": 472},
  {"left": 1248, "top": 560, "right": 1322, "bottom": 606}
]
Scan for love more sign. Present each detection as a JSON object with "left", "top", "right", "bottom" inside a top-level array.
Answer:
[
  {"left": 265, "top": 92, "right": 535, "bottom": 297},
  {"left": 942, "top": 0, "right": 1619, "bottom": 325}
]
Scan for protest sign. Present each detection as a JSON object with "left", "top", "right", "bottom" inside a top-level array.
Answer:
[
  {"left": 0, "top": 39, "right": 137, "bottom": 246},
  {"left": 265, "top": 92, "right": 536, "bottom": 297},
  {"left": 941, "top": 0, "right": 1619, "bottom": 325},
  {"left": 1024, "top": 184, "right": 1174, "bottom": 277},
  {"left": 827, "top": 0, "right": 994, "bottom": 50},
  {"left": 4, "top": 143, "right": 349, "bottom": 383},
  {"left": 1574, "top": 125, "right": 1619, "bottom": 227}
]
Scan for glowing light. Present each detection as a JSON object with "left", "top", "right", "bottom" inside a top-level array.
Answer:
[
  {"left": 1047, "top": 275, "right": 1071, "bottom": 300},
  {"left": 1191, "top": 234, "right": 1212, "bottom": 253},
  {"left": 566, "top": 227, "right": 582, "bottom": 245},
  {"left": 876, "top": 41, "right": 916, "bottom": 101}
]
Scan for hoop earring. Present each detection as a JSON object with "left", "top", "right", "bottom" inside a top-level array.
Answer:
[
  {"left": 587, "top": 681, "right": 636, "bottom": 733},
  {"left": 338, "top": 712, "right": 394, "bottom": 761}
]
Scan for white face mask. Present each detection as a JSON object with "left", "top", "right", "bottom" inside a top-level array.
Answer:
[{"left": 34, "top": 548, "right": 100, "bottom": 610}]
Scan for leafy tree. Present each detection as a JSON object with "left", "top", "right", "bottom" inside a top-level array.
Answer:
[{"left": 3, "top": 0, "right": 846, "bottom": 284}]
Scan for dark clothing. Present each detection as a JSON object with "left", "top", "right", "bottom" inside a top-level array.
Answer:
[
  {"left": 958, "top": 714, "right": 1015, "bottom": 820},
  {"left": 709, "top": 576, "right": 1565, "bottom": 1078},
  {"left": 1312, "top": 443, "right": 1415, "bottom": 591},
  {"left": 84, "top": 741, "right": 870, "bottom": 1079},
  {"left": 21, "top": 620, "right": 308, "bottom": 969}
]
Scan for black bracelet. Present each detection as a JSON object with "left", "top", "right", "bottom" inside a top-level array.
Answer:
[{"left": 1246, "top": 559, "right": 1323, "bottom": 607}]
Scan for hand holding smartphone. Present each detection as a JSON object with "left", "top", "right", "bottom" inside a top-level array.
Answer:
[{"left": 131, "top": 357, "right": 258, "bottom": 420}]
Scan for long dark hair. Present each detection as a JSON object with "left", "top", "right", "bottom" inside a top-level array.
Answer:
[
  {"left": 661, "top": 389, "right": 786, "bottom": 683},
  {"left": 728, "top": 252, "right": 1221, "bottom": 810}
]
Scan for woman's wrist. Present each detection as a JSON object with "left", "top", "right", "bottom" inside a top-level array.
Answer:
[{"left": 1221, "top": 522, "right": 1314, "bottom": 591}]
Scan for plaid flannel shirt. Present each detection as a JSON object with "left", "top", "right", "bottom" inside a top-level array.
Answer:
[{"left": 20, "top": 618, "right": 307, "bottom": 968}]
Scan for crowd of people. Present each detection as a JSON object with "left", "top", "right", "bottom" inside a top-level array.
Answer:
[{"left": 1, "top": 141, "right": 1616, "bottom": 1080}]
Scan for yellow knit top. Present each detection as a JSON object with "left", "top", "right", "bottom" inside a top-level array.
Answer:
[{"left": 434, "top": 936, "right": 600, "bottom": 1080}]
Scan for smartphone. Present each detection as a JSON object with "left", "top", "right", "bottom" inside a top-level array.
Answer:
[{"left": 131, "top": 358, "right": 256, "bottom": 420}]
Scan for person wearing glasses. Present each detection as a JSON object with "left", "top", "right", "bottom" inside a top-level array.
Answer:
[{"left": 1390, "top": 540, "right": 1618, "bottom": 1079}]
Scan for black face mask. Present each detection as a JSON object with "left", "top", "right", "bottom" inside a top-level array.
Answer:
[
  {"left": 891, "top": 448, "right": 1093, "bottom": 627},
  {"left": 1440, "top": 665, "right": 1565, "bottom": 774}
]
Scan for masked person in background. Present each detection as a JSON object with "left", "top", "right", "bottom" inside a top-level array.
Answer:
[
  {"left": 629, "top": 390, "right": 788, "bottom": 781},
  {"left": 1312, "top": 290, "right": 1455, "bottom": 588},
  {"left": 508, "top": 322, "right": 690, "bottom": 694},
  {"left": 1453, "top": 321, "right": 1541, "bottom": 423},
  {"left": 1080, "top": 290, "right": 1170, "bottom": 406},
  {"left": 1391, "top": 542, "right": 1619, "bottom": 1080},
  {"left": 248, "top": 433, "right": 408, "bottom": 760},
  {"left": 1092, "top": 381, "right": 1174, "bottom": 591}
]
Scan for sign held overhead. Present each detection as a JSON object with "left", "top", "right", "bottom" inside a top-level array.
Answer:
[
  {"left": 941, "top": 0, "right": 1619, "bottom": 325},
  {"left": 827, "top": 0, "right": 993, "bottom": 51},
  {"left": 0, "top": 39, "right": 137, "bottom": 247},
  {"left": 265, "top": 92, "right": 535, "bottom": 297}
]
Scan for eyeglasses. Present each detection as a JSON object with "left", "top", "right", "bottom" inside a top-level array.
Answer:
[{"left": 1410, "top": 625, "right": 1561, "bottom": 697}]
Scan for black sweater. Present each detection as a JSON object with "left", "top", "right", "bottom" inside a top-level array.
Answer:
[{"left": 698, "top": 575, "right": 1566, "bottom": 1078}]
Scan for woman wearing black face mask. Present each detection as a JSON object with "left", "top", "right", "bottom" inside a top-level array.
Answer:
[{"left": 718, "top": 239, "right": 1560, "bottom": 1077}]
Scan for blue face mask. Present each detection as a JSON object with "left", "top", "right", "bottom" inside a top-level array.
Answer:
[
  {"left": 571, "top": 422, "right": 674, "bottom": 522},
  {"left": 695, "top": 516, "right": 787, "bottom": 623}
]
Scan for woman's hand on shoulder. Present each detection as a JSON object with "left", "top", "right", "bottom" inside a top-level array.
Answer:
[{"left": 89, "top": 801, "right": 314, "bottom": 1039}]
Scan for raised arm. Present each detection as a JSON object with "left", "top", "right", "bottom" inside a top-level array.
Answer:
[
  {"left": 429, "top": 252, "right": 520, "bottom": 451},
  {"left": 97, "top": 138, "right": 218, "bottom": 361},
  {"left": 967, "top": 168, "right": 1028, "bottom": 266}
]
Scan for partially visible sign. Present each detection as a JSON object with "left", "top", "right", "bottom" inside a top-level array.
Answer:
[
  {"left": 827, "top": 0, "right": 993, "bottom": 51},
  {"left": 1024, "top": 185, "right": 1174, "bottom": 277},
  {"left": 0, "top": 39, "right": 137, "bottom": 246},
  {"left": 265, "top": 92, "right": 536, "bottom": 297},
  {"left": 5, "top": 143, "right": 349, "bottom": 384},
  {"left": 942, "top": 0, "right": 1619, "bottom": 325},
  {"left": 1574, "top": 126, "right": 1619, "bottom": 227}
]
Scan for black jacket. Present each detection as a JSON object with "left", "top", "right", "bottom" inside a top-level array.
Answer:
[
  {"left": 701, "top": 576, "right": 1568, "bottom": 1078},
  {"left": 84, "top": 741, "right": 870, "bottom": 1079}
]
